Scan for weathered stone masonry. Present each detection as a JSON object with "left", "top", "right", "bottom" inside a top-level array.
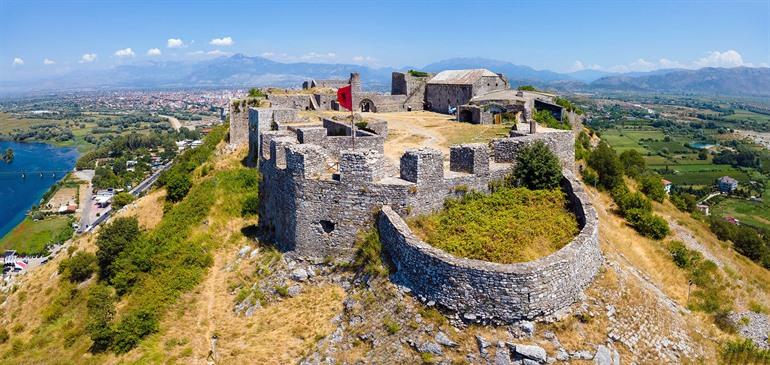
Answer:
[
  {"left": 377, "top": 169, "right": 602, "bottom": 323},
  {"left": 255, "top": 116, "right": 598, "bottom": 323}
]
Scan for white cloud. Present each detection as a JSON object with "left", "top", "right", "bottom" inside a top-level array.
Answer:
[
  {"left": 582, "top": 50, "right": 757, "bottom": 74},
  {"left": 43, "top": 58, "right": 55, "bottom": 65},
  {"left": 79, "top": 53, "right": 97, "bottom": 63},
  {"left": 207, "top": 49, "right": 230, "bottom": 57},
  {"left": 568, "top": 60, "right": 602, "bottom": 72},
  {"left": 209, "top": 37, "right": 233, "bottom": 46},
  {"left": 261, "top": 52, "right": 275, "bottom": 57},
  {"left": 167, "top": 38, "right": 185, "bottom": 48},
  {"left": 693, "top": 50, "right": 744, "bottom": 68},
  {"left": 299, "top": 52, "right": 337, "bottom": 61},
  {"left": 186, "top": 50, "right": 205, "bottom": 56},
  {"left": 12, "top": 57, "right": 24, "bottom": 66},
  {"left": 147, "top": 48, "right": 162, "bottom": 56},
  {"left": 114, "top": 48, "right": 135, "bottom": 58}
]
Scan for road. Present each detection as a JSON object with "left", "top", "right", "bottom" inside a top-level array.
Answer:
[{"left": 81, "top": 161, "right": 172, "bottom": 234}]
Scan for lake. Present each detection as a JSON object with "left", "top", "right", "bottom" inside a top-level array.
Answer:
[{"left": 0, "top": 141, "right": 79, "bottom": 240}]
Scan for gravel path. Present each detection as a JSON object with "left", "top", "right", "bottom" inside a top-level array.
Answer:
[{"left": 669, "top": 221, "right": 723, "bottom": 268}]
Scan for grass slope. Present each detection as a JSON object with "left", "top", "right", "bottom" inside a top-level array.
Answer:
[{"left": 410, "top": 187, "right": 579, "bottom": 264}]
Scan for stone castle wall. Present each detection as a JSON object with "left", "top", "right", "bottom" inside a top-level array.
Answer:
[
  {"left": 377, "top": 169, "right": 602, "bottom": 323},
  {"left": 257, "top": 120, "right": 577, "bottom": 261}
]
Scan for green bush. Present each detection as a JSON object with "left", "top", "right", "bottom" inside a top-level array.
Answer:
[
  {"left": 721, "top": 339, "right": 770, "bottom": 363},
  {"left": 581, "top": 167, "right": 599, "bottom": 187},
  {"left": 668, "top": 241, "right": 702, "bottom": 269},
  {"left": 588, "top": 142, "right": 623, "bottom": 190},
  {"left": 111, "top": 308, "right": 158, "bottom": 354},
  {"left": 533, "top": 109, "right": 569, "bottom": 130},
  {"left": 639, "top": 174, "right": 666, "bottom": 203},
  {"left": 671, "top": 192, "right": 697, "bottom": 212},
  {"left": 619, "top": 149, "right": 646, "bottom": 178},
  {"left": 241, "top": 194, "right": 259, "bottom": 217},
  {"left": 86, "top": 284, "right": 115, "bottom": 353},
  {"left": 165, "top": 172, "right": 191, "bottom": 202},
  {"left": 96, "top": 217, "right": 141, "bottom": 282},
  {"left": 510, "top": 140, "right": 562, "bottom": 190},
  {"left": 58, "top": 251, "right": 98, "bottom": 283},
  {"left": 111, "top": 192, "right": 135, "bottom": 209},
  {"left": 0, "top": 328, "right": 9, "bottom": 344},
  {"left": 625, "top": 209, "right": 669, "bottom": 240}
]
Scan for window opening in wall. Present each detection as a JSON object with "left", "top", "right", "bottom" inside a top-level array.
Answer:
[{"left": 319, "top": 220, "right": 335, "bottom": 234}]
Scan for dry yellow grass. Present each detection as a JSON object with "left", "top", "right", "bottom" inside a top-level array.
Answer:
[{"left": 114, "top": 189, "right": 166, "bottom": 230}]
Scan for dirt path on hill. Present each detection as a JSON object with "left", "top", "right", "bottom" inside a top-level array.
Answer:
[{"left": 160, "top": 114, "right": 182, "bottom": 131}]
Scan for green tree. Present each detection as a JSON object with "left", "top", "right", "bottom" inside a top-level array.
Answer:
[
  {"left": 588, "top": 142, "right": 623, "bottom": 190},
  {"left": 86, "top": 284, "right": 115, "bottom": 353},
  {"left": 510, "top": 140, "right": 562, "bottom": 190},
  {"left": 698, "top": 149, "right": 709, "bottom": 160},
  {"left": 619, "top": 149, "right": 646, "bottom": 178},
  {"left": 111, "top": 192, "right": 135, "bottom": 209},
  {"left": 639, "top": 174, "right": 666, "bottom": 203},
  {"left": 96, "top": 217, "right": 141, "bottom": 282},
  {"left": 58, "top": 251, "right": 98, "bottom": 283},
  {"left": 517, "top": 85, "right": 536, "bottom": 91},
  {"left": 165, "top": 172, "right": 191, "bottom": 202}
]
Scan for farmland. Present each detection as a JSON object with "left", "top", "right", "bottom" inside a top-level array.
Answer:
[{"left": 0, "top": 215, "right": 72, "bottom": 255}]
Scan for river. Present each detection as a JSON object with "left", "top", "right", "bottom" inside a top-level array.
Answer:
[{"left": 0, "top": 141, "right": 79, "bottom": 240}]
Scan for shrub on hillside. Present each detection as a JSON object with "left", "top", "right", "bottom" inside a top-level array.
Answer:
[
  {"left": 58, "top": 251, "right": 98, "bottom": 283},
  {"left": 619, "top": 149, "right": 646, "bottom": 178},
  {"left": 86, "top": 284, "right": 115, "bottom": 353},
  {"left": 165, "top": 171, "right": 191, "bottom": 202},
  {"left": 96, "top": 217, "right": 141, "bottom": 282},
  {"left": 625, "top": 209, "right": 669, "bottom": 240},
  {"left": 668, "top": 241, "right": 702, "bottom": 269},
  {"left": 588, "top": 141, "right": 623, "bottom": 190},
  {"left": 350, "top": 228, "right": 388, "bottom": 278},
  {"left": 111, "top": 308, "right": 158, "bottom": 354},
  {"left": 111, "top": 192, "right": 135, "bottom": 209},
  {"left": 510, "top": 140, "right": 562, "bottom": 190},
  {"left": 671, "top": 192, "right": 697, "bottom": 212},
  {"left": 639, "top": 174, "right": 666, "bottom": 203},
  {"left": 581, "top": 167, "right": 599, "bottom": 187}
]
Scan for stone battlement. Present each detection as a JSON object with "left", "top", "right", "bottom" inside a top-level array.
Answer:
[
  {"left": 255, "top": 117, "right": 600, "bottom": 323},
  {"left": 258, "top": 119, "right": 577, "bottom": 259}
]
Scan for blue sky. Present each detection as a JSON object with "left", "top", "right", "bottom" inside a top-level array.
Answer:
[{"left": 1, "top": 0, "right": 769, "bottom": 79}]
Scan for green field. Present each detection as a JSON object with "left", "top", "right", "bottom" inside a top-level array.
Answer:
[
  {"left": 0, "top": 216, "right": 72, "bottom": 255},
  {"left": 723, "top": 109, "right": 770, "bottom": 124},
  {"left": 711, "top": 188, "right": 770, "bottom": 231}
]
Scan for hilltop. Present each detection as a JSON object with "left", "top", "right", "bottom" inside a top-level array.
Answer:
[{"left": 0, "top": 109, "right": 767, "bottom": 363}]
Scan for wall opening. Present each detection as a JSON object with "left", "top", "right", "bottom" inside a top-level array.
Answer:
[
  {"left": 459, "top": 110, "right": 474, "bottom": 123},
  {"left": 360, "top": 99, "right": 376, "bottom": 112},
  {"left": 319, "top": 220, "right": 336, "bottom": 234}
]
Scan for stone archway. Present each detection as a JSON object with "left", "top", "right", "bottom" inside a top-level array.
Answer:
[{"left": 360, "top": 99, "right": 376, "bottom": 113}]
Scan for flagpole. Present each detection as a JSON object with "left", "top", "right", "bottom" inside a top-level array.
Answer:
[{"left": 351, "top": 85, "right": 356, "bottom": 149}]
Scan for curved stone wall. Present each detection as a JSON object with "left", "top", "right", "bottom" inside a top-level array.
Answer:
[{"left": 377, "top": 170, "right": 602, "bottom": 323}]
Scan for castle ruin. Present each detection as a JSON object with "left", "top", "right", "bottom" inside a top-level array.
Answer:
[{"left": 229, "top": 70, "right": 602, "bottom": 323}]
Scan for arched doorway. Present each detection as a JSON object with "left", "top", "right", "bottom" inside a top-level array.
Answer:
[{"left": 360, "top": 99, "right": 376, "bottom": 113}]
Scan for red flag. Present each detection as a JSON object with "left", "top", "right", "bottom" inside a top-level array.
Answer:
[{"left": 337, "top": 84, "right": 352, "bottom": 111}]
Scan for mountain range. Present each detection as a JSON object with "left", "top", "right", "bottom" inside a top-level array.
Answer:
[{"left": 2, "top": 54, "right": 769, "bottom": 98}]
